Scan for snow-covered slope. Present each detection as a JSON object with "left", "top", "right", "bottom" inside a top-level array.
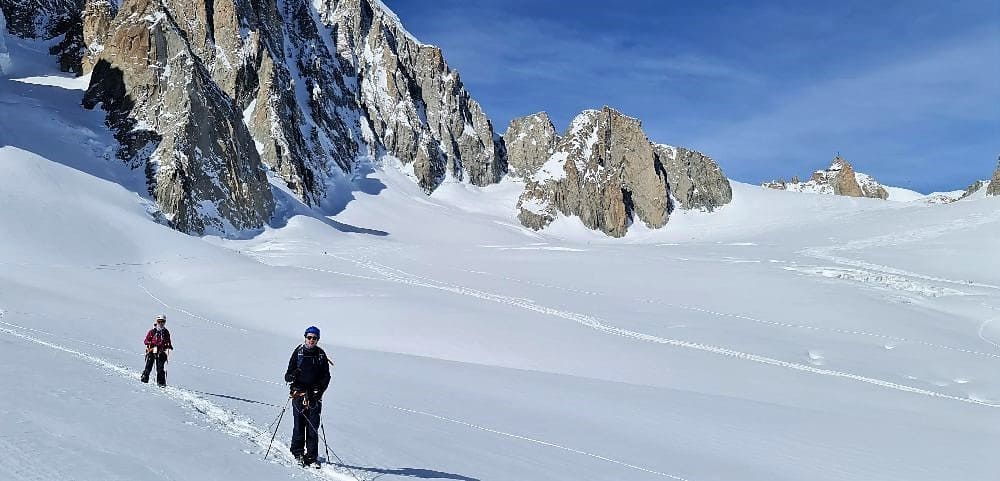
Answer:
[
  {"left": 3, "top": 36, "right": 1000, "bottom": 481},
  {"left": 882, "top": 185, "right": 926, "bottom": 201}
]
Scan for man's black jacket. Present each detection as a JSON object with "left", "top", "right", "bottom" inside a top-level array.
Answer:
[{"left": 284, "top": 345, "right": 331, "bottom": 395}]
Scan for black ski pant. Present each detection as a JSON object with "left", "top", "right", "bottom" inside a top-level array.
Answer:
[
  {"left": 141, "top": 351, "right": 167, "bottom": 386},
  {"left": 290, "top": 393, "right": 322, "bottom": 462}
]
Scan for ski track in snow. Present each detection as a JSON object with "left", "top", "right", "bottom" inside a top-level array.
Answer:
[
  {"left": 978, "top": 304, "right": 1000, "bottom": 352},
  {"left": 324, "top": 255, "right": 1000, "bottom": 408},
  {"left": 130, "top": 286, "right": 690, "bottom": 479},
  {"left": 799, "top": 210, "right": 1000, "bottom": 293},
  {"left": 139, "top": 281, "right": 247, "bottom": 332},
  {"left": 0, "top": 310, "right": 685, "bottom": 481},
  {"left": 0, "top": 310, "right": 361, "bottom": 481},
  {"left": 369, "top": 402, "right": 691, "bottom": 480},
  {"left": 791, "top": 211, "right": 1000, "bottom": 360},
  {"left": 395, "top": 259, "right": 1000, "bottom": 360},
  {"left": 0, "top": 317, "right": 283, "bottom": 386},
  {"left": 782, "top": 265, "right": 970, "bottom": 297}
]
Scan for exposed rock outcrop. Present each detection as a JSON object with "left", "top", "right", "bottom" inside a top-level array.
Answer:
[
  {"left": 0, "top": 0, "right": 83, "bottom": 38},
  {"left": 653, "top": 144, "right": 732, "bottom": 211},
  {"left": 764, "top": 156, "right": 888, "bottom": 199},
  {"left": 326, "top": 0, "right": 505, "bottom": 191},
  {"left": 988, "top": 157, "right": 1000, "bottom": 197},
  {"left": 1, "top": 0, "right": 87, "bottom": 73},
  {"left": 81, "top": 0, "right": 116, "bottom": 74},
  {"left": 83, "top": 0, "right": 273, "bottom": 234},
  {"left": 0, "top": 8, "right": 11, "bottom": 74},
  {"left": 510, "top": 108, "right": 732, "bottom": 236},
  {"left": 503, "top": 112, "right": 557, "bottom": 178},
  {"left": 517, "top": 107, "right": 671, "bottom": 238},
  {"left": 957, "top": 180, "right": 986, "bottom": 201}
]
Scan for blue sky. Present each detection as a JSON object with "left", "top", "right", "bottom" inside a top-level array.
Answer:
[{"left": 388, "top": 0, "right": 998, "bottom": 193}]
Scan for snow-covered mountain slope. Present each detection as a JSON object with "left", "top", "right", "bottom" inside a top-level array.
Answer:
[
  {"left": 3, "top": 36, "right": 1000, "bottom": 481},
  {"left": 882, "top": 185, "right": 926, "bottom": 202}
]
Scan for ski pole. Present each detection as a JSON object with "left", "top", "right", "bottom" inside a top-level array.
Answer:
[
  {"left": 264, "top": 398, "right": 289, "bottom": 460},
  {"left": 320, "top": 421, "right": 331, "bottom": 463}
]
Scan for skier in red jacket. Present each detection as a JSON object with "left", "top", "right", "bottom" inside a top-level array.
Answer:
[{"left": 141, "top": 314, "right": 173, "bottom": 386}]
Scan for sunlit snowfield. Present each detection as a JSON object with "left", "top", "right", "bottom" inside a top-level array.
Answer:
[{"left": 2, "top": 36, "right": 999, "bottom": 481}]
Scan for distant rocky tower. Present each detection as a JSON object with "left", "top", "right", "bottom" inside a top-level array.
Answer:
[
  {"left": 988, "top": 156, "right": 1000, "bottom": 196},
  {"left": 764, "top": 155, "right": 888, "bottom": 199},
  {"left": 510, "top": 107, "right": 731, "bottom": 237}
]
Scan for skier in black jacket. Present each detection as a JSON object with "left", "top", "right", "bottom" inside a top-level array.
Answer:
[{"left": 284, "top": 325, "right": 331, "bottom": 466}]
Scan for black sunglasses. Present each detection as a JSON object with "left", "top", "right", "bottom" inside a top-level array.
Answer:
[{"left": 305, "top": 335, "right": 318, "bottom": 340}]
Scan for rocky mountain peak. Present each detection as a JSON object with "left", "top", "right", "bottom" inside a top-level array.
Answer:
[
  {"left": 10, "top": 1, "right": 734, "bottom": 238},
  {"left": 517, "top": 106, "right": 672, "bottom": 237},
  {"left": 764, "top": 155, "right": 888, "bottom": 199},
  {"left": 56, "top": 0, "right": 509, "bottom": 233},
  {"left": 334, "top": 0, "right": 505, "bottom": 191},
  {"left": 511, "top": 107, "right": 732, "bottom": 237}
]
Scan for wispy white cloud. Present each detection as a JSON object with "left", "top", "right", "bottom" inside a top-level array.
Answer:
[{"left": 689, "top": 28, "right": 999, "bottom": 190}]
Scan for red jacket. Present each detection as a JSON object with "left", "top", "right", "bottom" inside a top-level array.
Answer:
[{"left": 144, "top": 328, "right": 173, "bottom": 350}]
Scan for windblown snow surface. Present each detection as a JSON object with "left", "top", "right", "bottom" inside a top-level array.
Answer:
[{"left": 2, "top": 36, "right": 999, "bottom": 481}]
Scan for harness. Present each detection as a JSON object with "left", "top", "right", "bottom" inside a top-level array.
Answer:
[
  {"left": 148, "top": 328, "right": 169, "bottom": 354},
  {"left": 296, "top": 345, "right": 326, "bottom": 369}
]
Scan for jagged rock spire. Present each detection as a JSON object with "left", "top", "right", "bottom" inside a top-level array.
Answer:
[
  {"left": 764, "top": 155, "right": 888, "bottom": 199},
  {"left": 516, "top": 107, "right": 672, "bottom": 237}
]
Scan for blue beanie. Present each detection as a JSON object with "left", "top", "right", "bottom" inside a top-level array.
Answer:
[{"left": 304, "top": 326, "right": 320, "bottom": 338}]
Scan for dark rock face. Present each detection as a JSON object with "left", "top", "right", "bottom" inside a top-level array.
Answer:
[
  {"left": 1, "top": 0, "right": 86, "bottom": 73},
  {"left": 0, "top": 0, "right": 83, "bottom": 38},
  {"left": 83, "top": 0, "right": 273, "bottom": 234},
  {"left": 242, "top": 0, "right": 362, "bottom": 206},
  {"left": 0, "top": 9, "right": 10, "bottom": 73},
  {"left": 328, "top": 0, "right": 505, "bottom": 191},
  {"left": 653, "top": 144, "right": 732, "bottom": 212},
  {"left": 988, "top": 157, "right": 1000, "bottom": 197},
  {"left": 81, "top": 0, "right": 116, "bottom": 74},
  {"left": 73, "top": 0, "right": 507, "bottom": 233}
]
